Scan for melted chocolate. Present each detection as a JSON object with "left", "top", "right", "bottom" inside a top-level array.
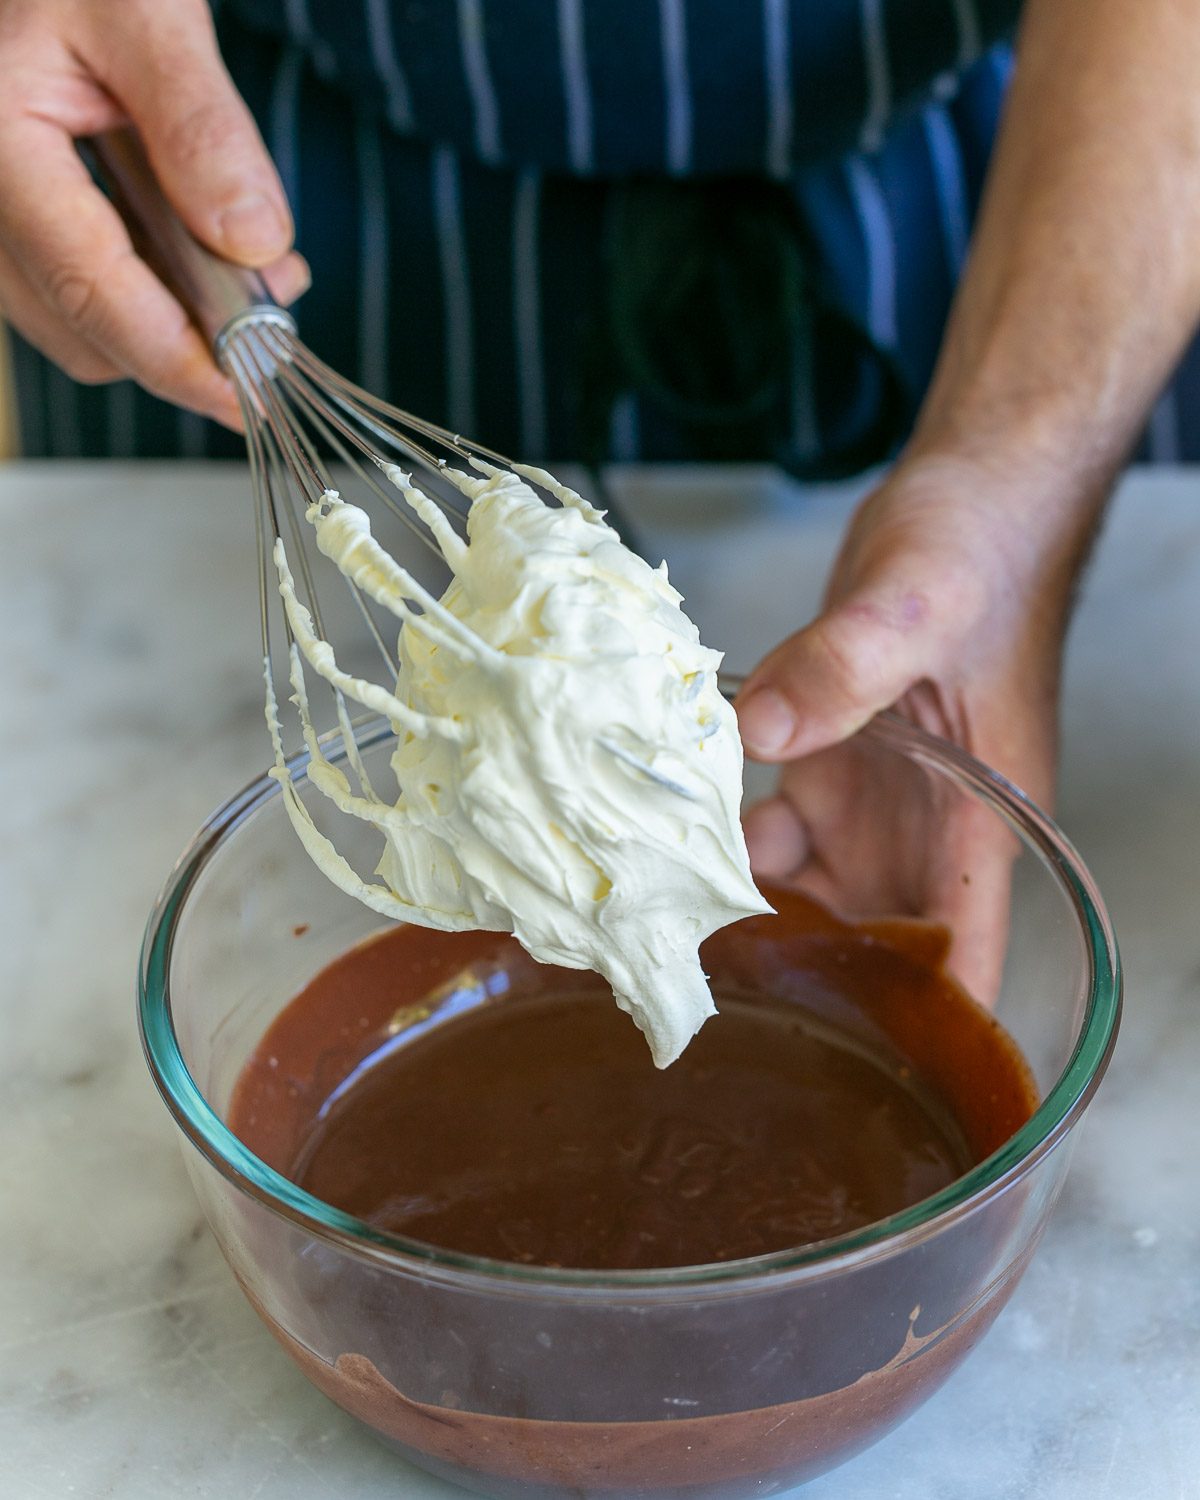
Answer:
[{"left": 231, "top": 888, "right": 1035, "bottom": 1271}]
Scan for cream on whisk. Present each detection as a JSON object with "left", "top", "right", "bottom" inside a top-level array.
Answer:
[{"left": 266, "top": 463, "right": 769, "bottom": 1067}]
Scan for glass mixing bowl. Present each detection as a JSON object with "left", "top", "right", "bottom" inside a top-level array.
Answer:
[{"left": 139, "top": 712, "right": 1119, "bottom": 1499}]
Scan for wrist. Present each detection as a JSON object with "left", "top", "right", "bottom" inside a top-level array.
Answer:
[
  {"left": 910, "top": 355, "right": 1130, "bottom": 503},
  {"left": 877, "top": 434, "right": 1113, "bottom": 623},
  {"left": 910, "top": 240, "right": 1188, "bottom": 506}
]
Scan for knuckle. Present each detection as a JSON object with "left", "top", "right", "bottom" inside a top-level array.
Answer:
[
  {"left": 163, "top": 99, "right": 245, "bottom": 172},
  {"left": 812, "top": 617, "right": 873, "bottom": 703},
  {"left": 891, "top": 588, "right": 933, "bottom": 632},
  {"left": 45, "top": 264, "right": 102, "bottom": 332}
]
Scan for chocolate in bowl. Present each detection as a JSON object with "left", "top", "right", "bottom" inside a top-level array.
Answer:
[
  {"left": 138, "top": 712, "right": 1119, "bottom": 1498},
  {"left": 229, "top": 896, "right": 1037, "bottom": 1269}
]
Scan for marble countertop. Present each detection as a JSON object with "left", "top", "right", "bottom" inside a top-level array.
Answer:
[{"left": 1, "top": 461, "right": 1197, "bottom": 1500}]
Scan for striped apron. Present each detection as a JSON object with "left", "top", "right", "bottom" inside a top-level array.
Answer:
[{"left": 14, "top": 1, "right": 1185, "bottom": 467}]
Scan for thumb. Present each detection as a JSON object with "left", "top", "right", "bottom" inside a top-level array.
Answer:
[
  {"left": 92, "top": 0, "right": 292, "bottom": 266},
  {"left": 736, "top": 587, "right": 946, "bottom": 762}
]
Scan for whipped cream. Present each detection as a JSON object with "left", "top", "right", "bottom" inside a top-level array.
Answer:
[{"left": 266, "top": 462, "right": 770, "bottom": 1067}]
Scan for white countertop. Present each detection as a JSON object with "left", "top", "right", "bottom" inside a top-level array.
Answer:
[{"left": 1, "top": 461, "right": 1197, "bottom": 1500}]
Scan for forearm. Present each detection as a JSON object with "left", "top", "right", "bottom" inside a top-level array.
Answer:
[
  {"left": 916, "top": 0, "right": 1200, "bottom": 501},
  {"left": 738, "top": 0, "right": 1196, "bottom": 770}
]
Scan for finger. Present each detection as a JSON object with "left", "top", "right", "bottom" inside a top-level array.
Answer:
[
  {"left": 89, "top": 0, "right": 292, "bottom": 266},
  {"left": 922, "top": 802, "right": 1019, "bottom": 1007},
  {"left": 733, "top": 529, "right": 992, "bottom": 764},
  {"left": 735, "top": 593, "right": 939, "bottom": 761},
  {"left": 261, "top": 251, "right": 311, "bottom": 308},
  {"left": 0, "top": 117, "right": 241, "bottom": 426},
  {"left": 765, "top": 744, "right": 919, "bottom": 916},
  {"left": 743, "top": 796, "right": 809, "bottom": 880},
  {"left": 0, "top": 247, "right": 121, "bottom": 384}
]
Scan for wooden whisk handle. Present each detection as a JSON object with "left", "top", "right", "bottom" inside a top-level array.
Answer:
[{"left": 87, "top": 127, "right": 295, "bottom": 360}]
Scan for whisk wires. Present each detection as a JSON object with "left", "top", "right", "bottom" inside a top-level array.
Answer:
[{"left": 223, "top": 312, "right": 697, "bottom": 819}]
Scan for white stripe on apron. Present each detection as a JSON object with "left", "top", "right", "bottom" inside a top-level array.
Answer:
[
  {"left": 951, "top": 0, "right": 984, "bottom": 67},
  {"left": 513, "top": 171, "right": 547, "bottom": 459},
  {"left": 356, "top": 115, "right": 390, "bottom": 396},
  {"left": 18, "top": 343, "right": 45, "bottom": 460},
  {"left": 789, "top": 309, "right": 820, "bottom": 465},
  {"left": 658, "top": 0, "right": 693, "bottom": 176},
  {"left": 935, "top": 0, "right": 984, "bottom": 98},
  {"left": 1148, "top": 386, "right": 1182, "bottom": 464},
  {"left": 458, "top": 0, "right": 503, "bottom": 165},
  {"left": 46, "top": 362, "right": 81, "bottom": 459},
  {"left": 106, "top": 381, "right": 136, "bottom": 460},
  {"left": 283, "top": 0, "right": 336, "bottom": 81},
  {"left": 269, "top": 46, "right": 304, "bottom": 221},
  {"left": 858, "top": 0, "right": 891, "bottom": 154},
  {"left": 609, "top": 392, "right": 641, "bottom": 463},
  {"left": 177, "top": 409, "right": 208, "bottom": 460},
  {"left": 364, "top": 0, "right": 415, "bottom": 133},
  {"left": 844, "top": 155, "right": 898, "bottom": 349},
  {"left": 557, "top": 0, "right": 595, "bottom": 174},
  {"left": 921, "top": 105, "right": 969, "bottom": 274},
  {"left": 763, "top": 0, "right": 793, "bottom": 182},
  {"left": 432, "top": 147, "right": 478, "bottom": 437}
]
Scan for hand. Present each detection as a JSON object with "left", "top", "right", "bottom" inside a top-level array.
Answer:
[
  {"left": 0, "top": 0, "right": 309, "bottom": 427},
  {"left": 734, "top": 448, "right": 1106, "bottom": 1002}
]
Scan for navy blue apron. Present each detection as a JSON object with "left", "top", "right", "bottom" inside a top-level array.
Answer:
[{"left": 17, "top": 2, "right": 1097, "bottom": 470}]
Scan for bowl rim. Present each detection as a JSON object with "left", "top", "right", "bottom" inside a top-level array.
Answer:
[{"left": 138, "top": 709, "right": 1121, "bottom": 1293}]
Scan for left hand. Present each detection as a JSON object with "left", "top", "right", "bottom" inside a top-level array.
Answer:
[
  {"left": 734, "top": 446, "right": 1105, "bottom": 1002},
  {"left": 0, "top": 0, "right": 308, "bottom": 427}
]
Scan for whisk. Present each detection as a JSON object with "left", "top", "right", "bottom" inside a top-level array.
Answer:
[{"left": 91, "top": 128, "right": 689, "bottom": 801}]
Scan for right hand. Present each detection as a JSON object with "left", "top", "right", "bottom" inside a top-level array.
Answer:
[
  {"left": 0, "top": 0, "right": 309, "bottom": 428},
  {"left": 736, "top": 446, "right": 1109, "bottom": 1003}
]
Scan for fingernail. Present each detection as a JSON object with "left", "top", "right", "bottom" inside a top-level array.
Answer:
[
  {"left": 737, "top": 688, "right": 798, "bottom": 757},
  {"left": 219, "top": 194, "right": 290, "bottom": 260}
]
